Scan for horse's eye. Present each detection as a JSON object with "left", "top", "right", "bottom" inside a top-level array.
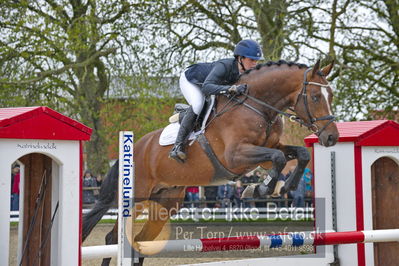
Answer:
[{"left": 311, "top": 95, "right": 319, "bottom": 102}]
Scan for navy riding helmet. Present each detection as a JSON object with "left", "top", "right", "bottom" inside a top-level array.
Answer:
[{"left": 234, "top": 39, "right": 264, "bottom": 60}]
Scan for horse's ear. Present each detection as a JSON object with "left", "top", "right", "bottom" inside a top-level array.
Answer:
[
  {"left": 321, "top": 60, "right": 335, "bottom": 76},
  {"left": 312, "top": 59, "right": 321, "bottom": 77}
]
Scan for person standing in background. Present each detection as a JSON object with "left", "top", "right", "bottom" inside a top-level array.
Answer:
[
  {"left": 204, "top": 186, "right": 218, "bottom": 208},
  {"left": 10, "top": 164, "right": 20, "bottom": 211},
  {"left": 83, "top": 170, "right": 97, "bottom": 205},
  {"left": 217, "top": 183, "right": 234, "bottom": 208},
  {"left": 185, "top": 186, "right": 200, "bottom": 207}
]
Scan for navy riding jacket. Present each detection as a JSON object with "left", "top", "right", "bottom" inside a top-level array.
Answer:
[{"left": 184, "top": 58, "right": 240, "bottom": 96}]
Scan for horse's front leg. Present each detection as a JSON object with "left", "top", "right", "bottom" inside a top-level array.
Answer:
[
  {"left": 225, "top": 144, "right": 287, "bottom": 198},
  {"left": 277, "top": 145, "right": 310, "bottom": 194}
]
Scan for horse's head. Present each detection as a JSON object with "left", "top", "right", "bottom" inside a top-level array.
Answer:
[{"left": 293, "top": 60, "right": 339, "bottom": 147}]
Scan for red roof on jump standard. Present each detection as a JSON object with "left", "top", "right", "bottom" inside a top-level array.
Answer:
[
  {"left": 304, "top": 120, "right": 399, "bottom": 147},
  {"left": 0, "top": 106, "right": 92, "bottom": 140}
]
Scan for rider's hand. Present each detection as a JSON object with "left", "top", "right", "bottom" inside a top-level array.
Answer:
[{"left": 228, "top": 84, "right": 247, "bottom": 95}]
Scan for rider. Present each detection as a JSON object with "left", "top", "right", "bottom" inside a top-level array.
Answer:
[{"left": 169, "top": 39, "right": 263, "bottom": 163}]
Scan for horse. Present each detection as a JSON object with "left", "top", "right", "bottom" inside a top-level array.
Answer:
[{"left": 82, "top": 59, "right": 339, "bottom": 265}]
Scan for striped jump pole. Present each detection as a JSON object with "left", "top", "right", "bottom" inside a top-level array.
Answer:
[
  {"left": 136, "top": 229, "right": 399, "bottom": 254},
  {"left": 82, "top": 229, "right": 399, "bottom": 258}
]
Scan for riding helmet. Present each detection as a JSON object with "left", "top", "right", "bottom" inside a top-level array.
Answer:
[{"left": 234, "top": 39, "right": 263, "bottom": 60}]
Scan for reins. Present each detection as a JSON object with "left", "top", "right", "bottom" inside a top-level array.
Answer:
[{"left": 202, "top": 67, "right": 336, "bottom": 138}]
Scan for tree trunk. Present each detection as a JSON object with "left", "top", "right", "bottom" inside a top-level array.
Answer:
[
  {"left": 75, "top": 58, "right": 109, "bottom": 176},
  {"left": 250, "top": 0, "right": 288, "bottom": 60}
]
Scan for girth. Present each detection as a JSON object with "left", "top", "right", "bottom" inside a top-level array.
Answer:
[{"left": 196, "top": 134, "right": 240, "bottom": 185}]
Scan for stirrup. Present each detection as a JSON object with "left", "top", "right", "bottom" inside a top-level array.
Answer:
[{"left": 169, "top": 144, "right": 187, "bottom": 163}]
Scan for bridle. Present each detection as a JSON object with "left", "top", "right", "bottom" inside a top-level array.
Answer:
[
  {"left": 232, "top": 67, "right": 336, "bottom": 136},
  {"left": 293, "top": 68, "right": 336, "bottom": 135}
]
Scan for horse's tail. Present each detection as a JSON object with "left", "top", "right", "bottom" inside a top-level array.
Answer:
[{"left": 82, "top": 160, "right": 119, "bottom": 242}]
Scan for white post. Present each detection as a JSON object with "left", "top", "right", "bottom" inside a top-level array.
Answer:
[{"left": 118, "top": 131, "right": 135, "bottom": 265}]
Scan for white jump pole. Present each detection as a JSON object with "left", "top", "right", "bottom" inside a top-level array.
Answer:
[{"left": 82, "top": 245, "right": 118, "bottom": 259}]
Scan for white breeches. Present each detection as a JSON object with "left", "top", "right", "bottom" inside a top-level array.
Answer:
[{"left": 180, "top": 71, "right": 205, "bottom": 115}]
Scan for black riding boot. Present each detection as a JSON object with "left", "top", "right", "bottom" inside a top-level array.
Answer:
[{"left": 169, "top": 107, "right": 197, "bottom": 163}]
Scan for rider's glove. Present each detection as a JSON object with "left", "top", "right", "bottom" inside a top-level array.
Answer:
[{"left": 228, "top": 84, "right": 247, "bottom": 95}]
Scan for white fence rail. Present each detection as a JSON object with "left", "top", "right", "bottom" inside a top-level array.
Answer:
[{"left": 10, "top": 207, "right": 314, "bottom": 222}]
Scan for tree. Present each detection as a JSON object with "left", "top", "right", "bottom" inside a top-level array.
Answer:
[
  {"left": 302, "top": 0, "right": 399, "bottom": 119},
  {"left": 0, "top": 0, "right": 142, "bottom": 175},
  {"left": 146, "top": 0, "right": 398, "bottom": 120},
  {"left": 146, "top": 0, "right": 305, "bottom": 70}
]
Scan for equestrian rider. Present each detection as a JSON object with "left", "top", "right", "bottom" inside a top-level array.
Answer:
[{"left": 169, "top": 39, "right": 263, "bottom": 163}]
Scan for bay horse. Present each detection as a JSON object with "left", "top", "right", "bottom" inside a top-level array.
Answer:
[{"left": 82, "top": 59, "right": 339, "bottom": 265}]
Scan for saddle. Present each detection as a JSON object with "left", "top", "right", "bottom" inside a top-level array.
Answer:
[
  {"left": 159, "top": 96, "right": 215, "bottom": 146},
  {"left": 173, "top": 96, "right": 214, "bottom": 130},
  {"left": 159, "top": 96, "right": 239, "bottom": 184}
]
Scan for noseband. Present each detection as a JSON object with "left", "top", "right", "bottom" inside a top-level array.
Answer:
[{"left": 233, "top": 67, "right": 336, "bottom": 136}]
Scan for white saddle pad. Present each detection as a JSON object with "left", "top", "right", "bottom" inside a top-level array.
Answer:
[
  {"left": 159, "top": 96, "right": 215, "bottom": 146},
  {"left": 159, "top": 123, "right": 198, "bottom": 146}
]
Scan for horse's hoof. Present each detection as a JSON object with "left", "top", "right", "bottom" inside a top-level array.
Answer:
[{"left": 241, "top": 184, "right": 257, "bottom": 199}]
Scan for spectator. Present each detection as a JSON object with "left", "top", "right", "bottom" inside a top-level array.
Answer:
[
  {"left": 253, "top": 172, "right": 267, "bottom": 208},
  {"left": 185, "top": 186, "right": 200, "bottom": 208},
  {"left": 303, "top": 168, "right": 313, "bottom": 206},
  {"left": 271, "top": 172, "right": 288, "bottom": 207},
  {"left": 240, "top": 173, "right": 255, "bottom": 207},
  {"left": 248, "top": 170, "right": 262, "bottom": 183},
  {"left": 303, "top": 168, "right": 313, "bottom": 196},
  {"left": 83, "top": 170, "right": 97, "bottom": 204},
  {"left": 217, "top": 183, "right": 233, "bottom": 208},
  {"left": 233, "top": 180, "right": 250, "bottom": 208},
  {"left": 10, "top": 164, "right": 20, "bottom": 211},
  {"left": 94, "top": 175, "right": 103, "bottom": 201},
  {"left": 204, "top": 186, "right": 218, "bottom": 208},
  {"left": 240, "top": 173, "right": 251, "bottom": 186},
  {"left": 96, "top": 174, "right": 103, "bottom": 187},
  {"left": 289, "top": 173, "right": 306, "bottom": 208}
]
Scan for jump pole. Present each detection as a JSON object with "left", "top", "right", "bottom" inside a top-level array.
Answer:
[
  {"left": 81, "top": 228, "right": 399, "bottom": 258},
  {"left": 135, "top": 229, "right": 399, "bottom": 254},
  {"left": 81, "top": 245, "right": 118, "bottom": 260}
]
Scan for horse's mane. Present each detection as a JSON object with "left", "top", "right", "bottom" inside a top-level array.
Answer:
[{"left": 241, "top": 59, "right": 309, "bottom": 77}]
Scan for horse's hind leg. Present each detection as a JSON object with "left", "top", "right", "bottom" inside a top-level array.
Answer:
[
  {"left": 278, "top": 145, "right": 310, "bottom": 194},
  {"left": 101, "top": 220, "right": 144, "bottom": 266},
  {"left": 101, "top": 200, "right": 149, "bottom": 266},
  {"left": 101, "top": 221, "right": 119, "bottom": 266}
]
